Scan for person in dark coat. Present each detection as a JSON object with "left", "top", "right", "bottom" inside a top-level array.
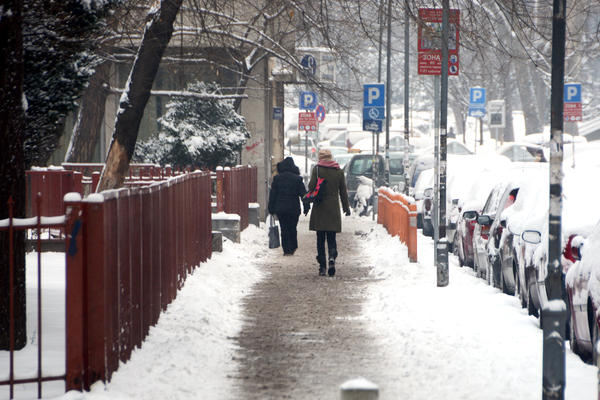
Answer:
[
  {"left": 308, "top": 149, "right": 351, "bottom": 276},
  {"left": 268, "top": 157, "right": 309, "bottom": 255}
]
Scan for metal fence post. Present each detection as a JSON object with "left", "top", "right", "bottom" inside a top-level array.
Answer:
[
  {"left": 542, "top": 300, "right": 566, "bottom": 400},
  {"left": 65, "top": 194, "right": 84, "bottom": 391}
]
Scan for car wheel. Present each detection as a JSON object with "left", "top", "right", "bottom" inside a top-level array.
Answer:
[
  {"left": 528, "top": 287, "right": 539, "bottom": 318},
  {"left": 516, "top": 267, "right": 526, "bottom": 309},
  {"left": 592, "top": 316, "right": 599, "bottom": 366},
  {"left": 569, "top": 312, "right": 580, "bottom": 355}
]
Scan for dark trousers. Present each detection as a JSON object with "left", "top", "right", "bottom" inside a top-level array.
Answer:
[
  {"left": 278, "top": 213, "right": 299, "bottom": 254},
  {"left": 316, "top": 231, "right": 337, "bottom": 266}
]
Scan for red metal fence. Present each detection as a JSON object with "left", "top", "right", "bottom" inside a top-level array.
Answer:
[
  {"left": 0, "top": 195, "right": 69, "bottom": 400},
  {"left": 214, "top": 165, "right": 258, "bottom": 230},
  {"left": 1, "top": 171, "right": 213, "bottom": 397}
]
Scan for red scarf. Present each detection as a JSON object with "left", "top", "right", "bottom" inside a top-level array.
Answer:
[{"left": 317, "top": 160, "right": 340, "bottom": 169}]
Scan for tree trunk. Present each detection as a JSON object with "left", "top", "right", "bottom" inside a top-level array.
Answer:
[
  {"left": 516, "top": 63, "right": 544, "bottom": 134},
  {"left": 64, "top": 62, "right": 111, "bottom": 163},
  {"left": 97, "top": 0, "right": 183, "bottom": 191},
  {"left": 0, "top": 0, "right": 27, "bottom": 350},
  {"left": 502, "top": 64, "right": 515, "bottom": 142}
]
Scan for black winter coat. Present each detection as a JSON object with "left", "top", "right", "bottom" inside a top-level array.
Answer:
[{"left": 268, "top": 157, "right": 308, "bottom": 216}]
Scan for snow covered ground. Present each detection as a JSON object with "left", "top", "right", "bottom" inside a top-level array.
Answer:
[{"left": 2, "top": 217, "right": 597, "bottom": 399}]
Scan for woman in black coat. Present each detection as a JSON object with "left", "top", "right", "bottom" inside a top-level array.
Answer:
[{"left": 268, "top": 157, "right": 309, "bottom": 255}]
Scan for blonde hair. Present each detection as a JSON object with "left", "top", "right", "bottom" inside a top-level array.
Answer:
[{"left": 318, "top": 149, "right": 332, "bottom": 160}]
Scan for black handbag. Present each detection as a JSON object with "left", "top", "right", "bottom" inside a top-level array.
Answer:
[
  {"left": 268, "top": 215, "right": 280, "bottom": 249},
  {"left": 303, "top": 166, "right": 326, "bottom": 203}
]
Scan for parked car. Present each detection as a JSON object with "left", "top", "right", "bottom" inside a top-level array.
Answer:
[
  {"left": 473, "top": 181, "right": 516, "bottom": 283},
  {"left": 319, "top": 123, "right": 361, "bottom": 141},
  {"left": 455, "top": 203, "right": 479, "bottom": 267},
  {"left": 350, "top": 132, "right": 416, "bottom": 153},
  {"left": 334, "top": 153, "right": 354, "bottom": 170},
  {"left": 490, "top": 164, "right": 548, "bottom": 301},
  {"left": 285, "top": 135, "right": 317, "bottom": 160},
  {"left": 498, "top": 142, "right": 547, "bottom": 162},
  {"left": 388, "top": 151, "right": 418, "bottom": 192},
  {"left": 345, "top": 154, "right": 387, "bottom": 207},
  {"left": 451, "top": 166, "right": 508, "bottom": 268},
  {"left": 407, "top": 140, "right": 474, "bottom": 188},
  {"left": 529, "top": 152, "right": 600, "bottom": 324},
  {"left": 566, "top": 219, "right": 600, "bottom": 363},
  {"left": 318, "top": 129, "right": 371, "bottom": 150},
  {"left": 412, "top": 168, "right": 434, "bottom": 235}
]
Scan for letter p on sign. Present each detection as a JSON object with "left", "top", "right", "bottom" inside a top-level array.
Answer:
[
  {"left": 363, "top": 83, "right": 385, "bottom": 107},
  {"left": 368, "top": 87, "right": 379, "bottom": 104},
  {"left": 564, "top": 83, "right": 581, "bottom": 103}
]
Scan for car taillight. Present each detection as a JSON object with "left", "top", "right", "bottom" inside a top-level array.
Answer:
[
  {"left": 564, "top": 234, "right": 583, "bottom": 262},
  {"left": 481, "top": 226, "right": 489, "bottom": 240}
]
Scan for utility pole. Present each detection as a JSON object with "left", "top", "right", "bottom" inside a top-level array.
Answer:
[
  {"left": 436, "top": 0, "right": 449, "bottom": 287},
  {"left": 385, "top": 0, "right": 392, "bottom": 185},
  {"left": 403, "top": 0, "right": 410, "bottom": 194},
  {"left": 542, "top": 0, "right": 566, "bottom": 397}
]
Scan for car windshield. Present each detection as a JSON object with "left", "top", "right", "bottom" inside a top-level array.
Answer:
[
  {"left": 349, "top": 157, "right": 383, "bottom": 175},
  {"left": 389, "top": 157, "right": 404, "bottom": 175},
  {"left": 501, "top": 145, "right": 546, "bottom": 162},
  {"left": 330, "top": 131, "right": 348, "bottom": 147}
]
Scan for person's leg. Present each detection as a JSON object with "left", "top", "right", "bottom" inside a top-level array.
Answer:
[
  {"left": 326, "top": 231, "right": 338, "bottom": 260},
  {"left": 290, "top": 213, "right": 299, "bottom": 253},
  {"left": 278, "top": 214, "right": 293, "bottom": 254},
  {"left": 326, "top": 231, "right": 337, "bottom": 276},
  {"left": 316, "top": 231, "right": 326, "bottom": 275}
]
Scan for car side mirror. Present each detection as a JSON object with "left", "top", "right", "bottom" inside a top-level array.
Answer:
[
  {"left": 521, "top": 230, "right": 542, "bottom": 244},
  {"left": 463, "top": 210, "right": 478, "bottom": 220},
  {"left": 500, "top": 219, "right": 507, "bottom": 228},
  {"left": 477, "top": 215, "right": 493, "bottom": 226}
]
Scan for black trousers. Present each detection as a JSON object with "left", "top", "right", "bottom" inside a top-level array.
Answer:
[
  {"left": 316, "top": 231, "right": 337, "bottom": 266},
  {"left": 278, "top": 213, "right": 299, "bottom": 254}
]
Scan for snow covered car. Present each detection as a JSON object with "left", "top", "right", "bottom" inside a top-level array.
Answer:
[
  {"left": 529, "top": 151, "right": 600, "bottom": 323},
  {"left": 412, "top": 167, "right": 434, "bottom": 231},
  {"left": 455, "top": 205, "right": 479, "bottom": 267},
  {"left": 407, "top": 140, "right": 474, "bottom": 188},
  {"left": 318, "top": 129, "right": 371, "bottom": 150},
  {"left": 285, "top": 135, "right": 317, "bottom": 160},
  {"left": 498, "top": 142, "right": 548, "bottom": 162},
  {"left": 566, "top": 220, "right": 600, "bottom": 363}
]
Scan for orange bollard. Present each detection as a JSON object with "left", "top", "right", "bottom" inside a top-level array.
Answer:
[{"left": 408, "top": 202, "right": 418, "bottom": 262}]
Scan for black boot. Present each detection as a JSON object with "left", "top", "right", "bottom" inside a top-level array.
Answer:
[
  {"left": 316, "top": 255, "right": 326, "bottom": 276},
  {"left": 327, "top": 257, "right": 336, "bottom": 277}
]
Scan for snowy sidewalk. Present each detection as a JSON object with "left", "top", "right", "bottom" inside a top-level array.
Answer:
[{"left": 41, "top": 214, "right": 597, "bottom": 400}]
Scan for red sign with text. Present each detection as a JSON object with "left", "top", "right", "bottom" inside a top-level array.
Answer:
[
  {"left": 298, "top": 112, "right": 317, "bottom": 132},
  {"left": 564, "top": 103, "right": 582, "bottom": 122},
  {"left": 418, "top": 8, "right": 460, "bottom": 75}
]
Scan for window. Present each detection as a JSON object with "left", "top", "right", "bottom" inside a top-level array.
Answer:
[
  {"left": 349, "top": 157, "right": 384, "bottom": 176},
  {"left": 389, "top": 157, "right": 404, "bottom": 175}
]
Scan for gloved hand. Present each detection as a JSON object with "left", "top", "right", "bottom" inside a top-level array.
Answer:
[
  {"left": 344, "top": 209, "right": 351, "bottom": 216},
  {"left": 303, "top": 205, "right": 310, "bottom": 216}
]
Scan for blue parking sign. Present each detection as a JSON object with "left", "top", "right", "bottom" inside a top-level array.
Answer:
[
  {"left": 364, "top": 84, "right": 385, "bottom": 107},
  {"left": 300, "top": 91, "right": 317, "bottom": 110},
  {"left": 469, "top": 87, "right": 486, "bottom": 105},
  {"left": 564, "top": 83, "right": 581, "bottom": 103}
]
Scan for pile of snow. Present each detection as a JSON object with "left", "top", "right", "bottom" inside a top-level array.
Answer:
[
  {"left": 4, "top": 225, "right": 267, "bottom": 400},
  {"left": 359, "top": 225, "right": 597, "bottom": 399}
]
